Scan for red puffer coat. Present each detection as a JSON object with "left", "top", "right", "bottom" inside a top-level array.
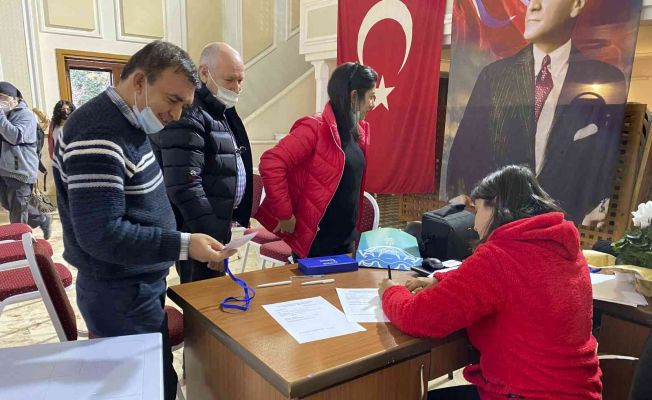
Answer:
[{"left": 255, "top": 102, "right": 369, "bottom": 258}]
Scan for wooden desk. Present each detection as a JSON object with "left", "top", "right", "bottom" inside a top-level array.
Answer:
[
  {"left": 593, "top": 298, "right": 652, "bottom": 400},
  {"left": 168, "top": 266, "right": 470, "bottom": 400}
]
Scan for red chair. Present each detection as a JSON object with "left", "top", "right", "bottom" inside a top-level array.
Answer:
[
  {"left": 361, "top": 192, "right": 380, "bottom": 232},
  {"left": 0, "top": 240, "right": 71, "bottom": 320},
  {"left": 255, "top": 192, "right": 380, "bottom": 268},
  {"left": 0, "top": 239, "right": 54, "bottom": 272},
  {"left": 20, "top": 233, "right": 186, "bottom": 398},
  {"left": 0, "top": 223, "right": 31, "bottom": 241},
  {"left": 259, "top": 240, "right": 293, "bottom": 268}
]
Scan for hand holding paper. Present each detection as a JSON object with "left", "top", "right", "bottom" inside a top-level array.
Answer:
[{"left": 224, "top": 232, "right": 258, "bottom": 251}]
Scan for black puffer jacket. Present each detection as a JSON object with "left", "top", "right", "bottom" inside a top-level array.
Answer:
[{"left": 150, "top": 84, "right": 253, "bottom": 243}]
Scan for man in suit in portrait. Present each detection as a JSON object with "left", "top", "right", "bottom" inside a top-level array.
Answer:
[{"left": 446, "top": 0, "right": 627, "bottom": 224}]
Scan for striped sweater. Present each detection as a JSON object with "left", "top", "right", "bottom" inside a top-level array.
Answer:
[{"left": 53, "top": 91, "right": 182, "bottom": 280}]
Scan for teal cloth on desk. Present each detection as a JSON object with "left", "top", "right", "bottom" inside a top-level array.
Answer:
[{"left": 356, "top": 228, "right": 423, "bottom": 270}]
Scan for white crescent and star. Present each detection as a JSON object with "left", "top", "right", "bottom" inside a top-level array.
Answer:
[{"left": 357, "top": 0, "right": 413, "bottom": 111}]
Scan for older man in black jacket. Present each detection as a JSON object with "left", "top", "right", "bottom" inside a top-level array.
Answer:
[{"left": 150, "top": 42, "right": 253, "bottom": 282}]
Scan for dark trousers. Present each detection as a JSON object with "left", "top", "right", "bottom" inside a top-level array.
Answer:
[
  {"left": 176, "top": 259, "right": 224, "bottom": 284},
  {"left": 308, "top": 231, "right": 356, "bottom": 258},
  {"left": 0, "top": 176, "right": 46, "bottom": 228},
  {"left": 428, "top": 385, "right": 480, "bottom": 400},
  {"left": 76, "top": 272, "right": 177, "bottom": 400}
]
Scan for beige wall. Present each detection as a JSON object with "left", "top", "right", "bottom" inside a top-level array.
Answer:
[
  {"left": 0, "top": 0, "right": 33, "bottom": 107},
  {"left": 120, "top": 0, "right": 165, "bottom": 39},
  {"left": 245, "top": 70, "right": 316, "bottom": 167},
  {"left": 306, "top": 4, "right": 336, "bottom": 39},
  {"left": 242, "top": 0, "right": 274, "bottom": 63},
  {"left": 291, "top": 0, "right": 300, "bottom": 32},
  {"left": 44, "top": 0, "right": 96, "bottom": 31},
  {"left": 628, "top": 56, "right": 652, "bottom": 106},
  {"left": 186, "top": 0, "right": 222, "bottom": 63}
]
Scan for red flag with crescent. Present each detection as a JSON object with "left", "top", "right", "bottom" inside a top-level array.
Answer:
[{"left": 337, "top": 0, "right": 446, "bottom": 193}]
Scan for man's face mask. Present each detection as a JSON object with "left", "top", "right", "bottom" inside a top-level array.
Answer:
[
  {"left": 132, "top": 82, "right": 164, "bottom": 134},
  {"left": 207, "top": 69, "right": 240, "bottom": 109}
]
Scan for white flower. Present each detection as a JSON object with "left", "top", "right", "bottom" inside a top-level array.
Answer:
[{"left": 632, "top": 201, "right": 652, "bottom": 228}]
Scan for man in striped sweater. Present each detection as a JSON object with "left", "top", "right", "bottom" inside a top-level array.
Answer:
[{"left": 52, "top": 41, "right": 235, "bottom": 400}]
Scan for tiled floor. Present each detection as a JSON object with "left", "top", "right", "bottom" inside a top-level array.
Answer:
[{"left": 0, "top": 211, "right": 467, "bottom": 393}]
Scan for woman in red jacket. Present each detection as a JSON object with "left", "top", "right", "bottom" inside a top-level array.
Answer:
[
  {"left": 256, "top": 63, "right": 377, "bottom": 258},
  {"left": 379, "top": 165, "right": 602, "bottom": 400}
]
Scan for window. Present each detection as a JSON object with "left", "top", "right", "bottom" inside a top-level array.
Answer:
[
  {"left": 56, "top": 49, "right": 130, "bottom": 107},
  {"left": 69, "top": 68, "right": 112, "bottom": 107}
]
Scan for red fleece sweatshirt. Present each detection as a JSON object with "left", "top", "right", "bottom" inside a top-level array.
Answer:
[{"left": 382, "top": 212, "right": 601, "bottom": 399}]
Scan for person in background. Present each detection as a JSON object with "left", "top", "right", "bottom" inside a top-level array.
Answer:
[
  {"left": 0, "top": 82, "right": 51, "bottom": 239},
  {"left": 48, "top": 100, "right": 75, "bottom": 160},
  {"left": 151, "top": 42, "right": 253, "bottom": 283},
  {"left": 52, "top": 41, "right": 236, "bottom": 400},
  {"left": 256, "top": 62, "right": 376, "bottom": 259},
  {"left": 379, "top": 165, "right": 601, "bottom": 400}
]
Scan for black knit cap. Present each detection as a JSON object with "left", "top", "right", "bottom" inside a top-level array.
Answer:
[{"left": 0, "top": 82, "right": 23, "bottom": 99}]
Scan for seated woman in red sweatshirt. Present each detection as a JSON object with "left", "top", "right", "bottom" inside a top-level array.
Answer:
[{"left": 379, "top": 165, "right": 601, "bottom": 400}]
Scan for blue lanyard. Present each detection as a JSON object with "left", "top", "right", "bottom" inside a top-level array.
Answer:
[{"left": 219, "top": 259, "right": 256, "bottom": 311}]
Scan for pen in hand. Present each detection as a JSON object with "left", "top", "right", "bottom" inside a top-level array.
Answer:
[{"left": 387, "top": 264, "right": 392, "bottom": 280}]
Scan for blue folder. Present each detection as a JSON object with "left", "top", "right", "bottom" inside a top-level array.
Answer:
[{"left": 298, "top": 255, "right": 359, "bottom": 275}]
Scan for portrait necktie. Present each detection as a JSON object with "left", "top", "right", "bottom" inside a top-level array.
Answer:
[{"left": 534, "top": 55, "right": 553, "bottom": 123}]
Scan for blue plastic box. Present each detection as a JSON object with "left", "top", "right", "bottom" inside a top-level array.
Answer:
[{"left": 298, "top": 255, "right": 359, "bottom": 275}]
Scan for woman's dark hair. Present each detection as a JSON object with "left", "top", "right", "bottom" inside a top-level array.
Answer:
[
  {"left": 51, "top": 100, "right": 75, "bottom": 128},
  {"left": 327, "top": 62, "right": 377, "bottom": 142},
  {"left": 470, "top": 165, "right": 564, "bottom": 240}
]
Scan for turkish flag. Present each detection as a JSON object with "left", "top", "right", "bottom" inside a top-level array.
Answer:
[{"left": 337, "top": 0, "right": 445, "bottom": 193}]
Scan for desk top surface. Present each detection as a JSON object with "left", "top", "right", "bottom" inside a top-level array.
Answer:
[
  {"left": 168, "top": 266, "right": 453, "bottom": 397},
  {"left": 0, "top": 333, "right": 163, "bottom": 400},
  {"left": 594, "top": 298, "right": 652, "bottom": 326}
]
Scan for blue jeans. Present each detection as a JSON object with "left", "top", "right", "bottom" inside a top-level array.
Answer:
[{"left": 76, "top": 271, "right": 177, "bottom": 400}]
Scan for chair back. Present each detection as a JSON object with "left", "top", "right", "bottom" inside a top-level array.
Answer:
[
  {"left": 22, "top": 233, "right": 77, "bottom": 341},
  {"left": 251, "top": 173, "right": 264, "bottom": 217},
  {"left": 360, "top": 192, "right": 380, "bottom": 233}
]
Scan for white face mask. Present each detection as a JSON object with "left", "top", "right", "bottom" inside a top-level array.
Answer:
[
  {"left": 132, "top": 82, "right": 164, "bottom": 134},
  {"left": 0, "top": 99, "right": 14, "bottom": 114},
  {"left": 207, "top": 70, "right": 240, "bottom": 109},
  {"left": 351, "top": 92, "right": 362, "bottom": 124}
]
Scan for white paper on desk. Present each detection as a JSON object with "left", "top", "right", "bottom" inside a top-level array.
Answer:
[
  {"left": 591, "top": 274, "right": 648, "bottom": 307},
  {"left": 590, "top": 273, "right": 615, "bottom": 285},
  {"left": 224, "top": 232, "right": 257, "bottom": 250},
  {"left": 442, "top": 259, "right": 462, "bottom": 268},
  {"left": 263, "top": 296, "right": 366, "bottom": 344},
  {"left": 427, "top": 266, "right": 460, "bottom": 278},
  {"left": 336, "top": 288, "right": 389, "bottom": 323}
]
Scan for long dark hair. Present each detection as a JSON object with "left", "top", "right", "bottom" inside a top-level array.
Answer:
[
  {"left": 51, "top": 100, "right": 75, "bottom": 128},
  {"left": 470, "top": 165, "right": 564, "bottom": 240},
  {"left": 327, "top": 62, "right": 377, "bottom": 142}
]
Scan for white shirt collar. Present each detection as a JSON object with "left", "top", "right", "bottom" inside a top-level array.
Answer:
[{"left": 532, "top": 40, "right": 572, "bottom": 78}]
